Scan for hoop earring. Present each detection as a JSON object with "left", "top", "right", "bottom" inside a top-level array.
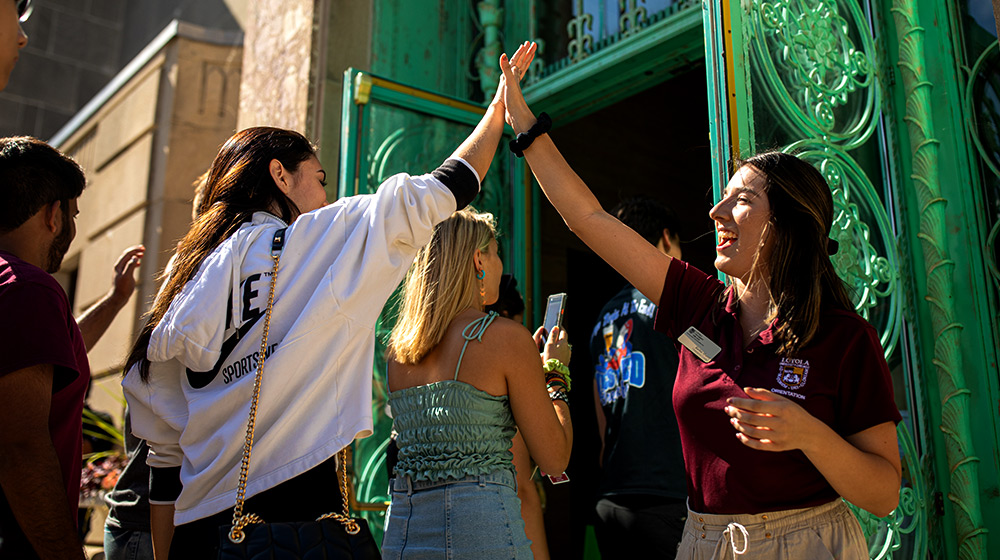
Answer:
[{"left": 476, "top": 269, "right": 485, "bottom": 280}]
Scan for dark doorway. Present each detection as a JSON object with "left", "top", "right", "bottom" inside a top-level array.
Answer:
[{"left": 537, "top": 62, "right": 714, "bottom": 559}]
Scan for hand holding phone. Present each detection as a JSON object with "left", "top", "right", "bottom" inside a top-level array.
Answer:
[
  {"left": 535, "top": 293, "right": 571, "bottom": 363},
  {"left": 542, "top": 293, "right": 567, "bottom": 337}
]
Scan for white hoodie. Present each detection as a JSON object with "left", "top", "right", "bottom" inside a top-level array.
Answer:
[{"left": 123, "top": 160, "right": 474, "bottom": 524}]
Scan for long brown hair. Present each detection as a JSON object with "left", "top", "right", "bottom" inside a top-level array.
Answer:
[
  {"left": 737, "top": 152, "right": 854, "bottom": 355},
  {"left": 125, "top": 127, "right": 314, "bottom": 381}
]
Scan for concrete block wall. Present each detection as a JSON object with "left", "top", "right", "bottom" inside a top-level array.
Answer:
[{"left": 0, "top": 0, "right": 126, "bottom": 139}]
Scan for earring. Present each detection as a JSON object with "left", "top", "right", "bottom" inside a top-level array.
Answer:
[{"left": 476, "top": 269, "right": 486, "bottom": 308}]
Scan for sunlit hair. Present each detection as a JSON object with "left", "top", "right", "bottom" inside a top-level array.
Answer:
[
  {"left": 191, "top": 169, "right": 211, "bottom": 221},
  {"left": 125, "top": 127, "right": 314, "bottom": 381},
  {"left": 729, "top": 152, "right": 854, "bottom": 355},
  {"left": 388, "top": 208, "right": 496, "bottom": 365}
]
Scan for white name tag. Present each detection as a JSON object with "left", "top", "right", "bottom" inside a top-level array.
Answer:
[{"left": 678, "top": 326, "right": 722, "bottom": 363}]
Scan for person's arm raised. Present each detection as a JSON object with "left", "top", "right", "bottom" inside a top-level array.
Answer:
[
  {"left": 498, "top": 50, "right": 670, "bottom": 304},
  {"left": 78, "top": 245, "right": 144, "bottom": 351},
  {"left": 448, "top": 42, "right": 537, "bottom": 183}
]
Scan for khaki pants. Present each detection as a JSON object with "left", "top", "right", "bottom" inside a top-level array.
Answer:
[{"left": 675, "top": 499, "right": 868, "bottom": 560}]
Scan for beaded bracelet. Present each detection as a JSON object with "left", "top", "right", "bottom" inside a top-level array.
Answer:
[
  {"left": 544, "top": 364, "right": 572, "bottom": 393},
  {"left": 547, "top": 381, "right": 569, "bottom": 395},
  {"left": 545, "top": 373, "right": 570, "bottom": 391},
  {"left": 548, "top": 388, "right": 569, "bottom": 405}
]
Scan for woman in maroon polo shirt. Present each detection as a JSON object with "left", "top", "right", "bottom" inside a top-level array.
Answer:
[{"left": 495, "top": 49, "right": 901, "bottom": 559}]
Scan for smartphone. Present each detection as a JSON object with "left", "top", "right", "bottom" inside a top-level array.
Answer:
[
  {"left": 541, "top": 470, "right": 571, "bottom": 484},
  {"left": 543, "top": 293, "right": 567, "bottom": 336}
]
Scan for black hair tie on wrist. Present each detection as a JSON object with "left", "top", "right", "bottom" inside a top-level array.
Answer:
[{"left": 509, "top": 112, "right": 553, "bottom": 158}]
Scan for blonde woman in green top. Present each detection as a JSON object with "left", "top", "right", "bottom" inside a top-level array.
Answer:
[{"left": 383, "top": 207, "right": 572, "bottom": 559}]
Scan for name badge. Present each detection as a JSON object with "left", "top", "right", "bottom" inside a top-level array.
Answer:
[{"left": 678, "top": 326, "right": 721, "bottom": 363}]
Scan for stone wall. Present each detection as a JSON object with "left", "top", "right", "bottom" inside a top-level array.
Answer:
[
  {"left": 237, "top": 0, "right": 315, "bottom": 133},
  {"left": 55, "top": 31, "right": 241, "bottom": 384}
]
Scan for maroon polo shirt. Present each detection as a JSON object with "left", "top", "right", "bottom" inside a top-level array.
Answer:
[
  {"left": 654, "top": 260, "right": 901, "bottom": 514},
  {"left": 0, "top": 251, "right": 89, "bottom": 543}
]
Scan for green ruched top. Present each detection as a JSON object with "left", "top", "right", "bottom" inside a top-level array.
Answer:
[{"left": 389, "top": 312, "right": 517, "bottom": 482}]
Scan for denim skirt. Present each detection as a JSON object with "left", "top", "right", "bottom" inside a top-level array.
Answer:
[{"left": 381, "top": 469, "right": 532, "bottom": 560}]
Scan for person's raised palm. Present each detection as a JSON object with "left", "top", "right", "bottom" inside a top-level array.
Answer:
[
  {"left": 490, "top": 42, "right": 536, "bottom": 112},
  {"left": 498, "top": 42, "right": 537, "bottom": 134}
]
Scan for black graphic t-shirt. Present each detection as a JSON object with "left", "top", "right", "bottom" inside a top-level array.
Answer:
[{"left": 590, "top": 284, "right": 686, "bottom": 500}]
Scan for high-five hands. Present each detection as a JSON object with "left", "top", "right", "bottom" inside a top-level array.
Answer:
[
  {"left": 498, "top": 42, "right": 538, "bottom": 134},
  {"left": 492, "top": 41, "right": 537, "bottom": 112},
  {"left": 725, "top": 387, "right": 825, "bottom": 452}
]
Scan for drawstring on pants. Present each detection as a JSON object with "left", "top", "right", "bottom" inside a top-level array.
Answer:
[{"left": 723, "top": 522, "right": 749, "bottom": 557}]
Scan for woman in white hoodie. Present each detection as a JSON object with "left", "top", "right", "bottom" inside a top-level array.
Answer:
[{"left": 122, "top": 43, "right": 536, "bottom": 560}]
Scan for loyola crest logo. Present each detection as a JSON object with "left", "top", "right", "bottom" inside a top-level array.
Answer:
[{"left": 777, "top": 357, "right": 809, "bottom": 390}]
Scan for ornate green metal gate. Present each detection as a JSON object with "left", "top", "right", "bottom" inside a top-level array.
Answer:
[
  {"left": 337, "top": 69, "right": 525, "bottom": 541},
  {"left": 699, "top": 0, "right": 970, "bottom": 556}
]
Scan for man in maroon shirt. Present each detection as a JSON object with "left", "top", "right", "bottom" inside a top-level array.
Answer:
[
  {"left": 0, "top": 136, "right": 89, "bottom": 560},
  {"left": 0, "top": 137, "right": 142, "bottom": 559}
]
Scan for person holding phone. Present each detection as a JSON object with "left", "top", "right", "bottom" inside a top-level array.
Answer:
[
  {"left": 383, "top": 205, "right": 573, "bottom": 559},
  {"left": 494, "top": 44, "right": 901, "bottom": 559}
]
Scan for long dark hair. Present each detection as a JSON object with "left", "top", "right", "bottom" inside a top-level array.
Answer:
[
  {"left": 125, "top": 127, "right": 314, "bottom": 381},
  {"left": 738, "top": 152, "right": 854, "bottom": 355}
]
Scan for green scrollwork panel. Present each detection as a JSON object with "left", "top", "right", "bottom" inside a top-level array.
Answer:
[
  {"left": 786, "top": 141, "right": 900, "bottom": 357},
  {"left": 963, "top": 41, "right": 1000, "bottom": 294},
  {"left": 729, "top": 0, "right": 936, "bottom": 554},
  {"left": 847, "top": 422, "right": 929, "bottom": 559},
  {"left": 749, "top": 0, "right": 880, "bottom": 149}
]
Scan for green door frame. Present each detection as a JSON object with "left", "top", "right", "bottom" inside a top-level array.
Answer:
[{"left": 883, "top": 0, "right": 1000, "bottom": 557}]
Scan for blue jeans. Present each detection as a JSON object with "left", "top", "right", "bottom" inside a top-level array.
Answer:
[
  {"left": 103, "top": 526, "right": 154, "bottom": 560},
  {"left": 382, "top": 470, "right": 532, "bottom": 560}
]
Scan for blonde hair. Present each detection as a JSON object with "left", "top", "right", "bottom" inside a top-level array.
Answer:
[{"left": 388, "top": 208, "right": 497, "bottom": 364}]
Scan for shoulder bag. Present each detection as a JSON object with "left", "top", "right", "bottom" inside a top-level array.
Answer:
[{"left": 218, "top": 228, "right": 381, "bottom": 560}]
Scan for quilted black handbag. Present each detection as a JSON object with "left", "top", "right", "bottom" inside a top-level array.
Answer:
[
  {"left": 217, "top": 514, "right": 381, "bottom": 559},
  {"left": 217, "top": 229, "right": 381, "bottom": 560}
]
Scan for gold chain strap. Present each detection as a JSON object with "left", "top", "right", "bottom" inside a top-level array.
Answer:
[
  {"left": 316, "top": 448, "right": 361, "bottom": 535},
  {"left": 227, "top": 235, "right": 361, "bottom": 544},
  {"left": 228, "top": 251, "right": 280, "bottom": 544}
]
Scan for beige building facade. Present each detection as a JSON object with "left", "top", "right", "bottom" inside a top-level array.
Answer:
[{"left": 51, "top": 21, "right": 243, "bottom": 417}]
